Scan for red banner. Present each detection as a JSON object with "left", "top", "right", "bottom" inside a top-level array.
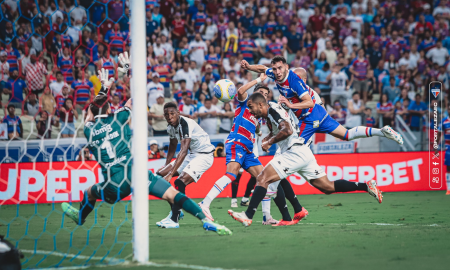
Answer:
[{"left": 0, "top": 152, "right": 445, "bottom": 205}]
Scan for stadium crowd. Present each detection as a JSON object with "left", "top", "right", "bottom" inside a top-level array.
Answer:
[{"left": 0, "top": 0, "right": 448, "bottom": 140}]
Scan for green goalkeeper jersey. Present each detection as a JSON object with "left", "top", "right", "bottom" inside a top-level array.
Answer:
[{"left": 84, "top": 107, "right": 132, "bottom": 175}]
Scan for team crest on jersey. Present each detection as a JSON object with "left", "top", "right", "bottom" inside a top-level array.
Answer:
[
  {"left": 313, "top": 120, "right": 320, "bottom": 128},
  {"left": 237, "top": 153, "right": 243, "bottom": 159},
  {"left": 431, "top": 88, "right": 440, "bottom": 98}
]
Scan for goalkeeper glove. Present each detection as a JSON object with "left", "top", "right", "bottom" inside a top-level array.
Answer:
[
  {"left": 117, "top": 52, "right": 131, "bottom": 74},
  {"left": 97, "top": 68, "right": 114, "bottom": 96}
]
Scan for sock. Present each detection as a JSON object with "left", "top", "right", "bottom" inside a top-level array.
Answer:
[
  {"left": 174, "top": 193, "right": 206, "bottom": 220},
  {"left": 334, "top": 180, "right": 367, "bottom": 192},
  {"left": 245, "top": 186, "right": 267, "bottom": 219},
  {"left": 273, "top": 185, "right": 292, "bottom": 221},
  {"left": 261, "top": 197, "right": 271, "bottom": 221},
  {"left": 244, "top": 176, "right": 256, "bottom": 198},
  {"left": 241, "top": 197, "right": 249, "bottom": 202},
  {"left": 231, "top": 198, "right": 237, "bottom": 203},
  {"left": 79, "top": 191, "right": 96, "bottom": 223},
  {"left": 171, "top": 179, "right": 186, "bottom": 222},
  {"left": 202, "top": 173, "right": 235, "bottom": 207},
  {"left": 231, "top": 173, "right": 241, "bottom": 199},
  {"left": 446, "top": 173, "right": 450, "bottom": 191},
  {"left": 345, "top": 126, "right": 384, "bottom": 141},
  {"left": 280, "top": 179, "right": 303, "bottom": 213}
]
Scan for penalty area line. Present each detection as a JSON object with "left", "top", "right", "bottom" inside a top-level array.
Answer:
[{"left": 23, "top": 250, "right": 246, "bottom": 270}]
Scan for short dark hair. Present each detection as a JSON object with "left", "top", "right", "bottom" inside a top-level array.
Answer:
[
  {"left": 56, "top": 71, "right": 63, "bottom": 77},
  {"left": 90, "top": 95, "right": 109, "bottom": 115},
  {"left": 205, "top": 98, "right": 212, "bottom": 102},
  {"left": 271, "top": 55, "right": 287, "bottom": 65},
  {"left": 249, "top": 92, "right": 266, "bottom": 104},
  {"left": 254, "top": 84, "right": 270, "bottom": 95},
  {"left": 7, "top": 104, "right": 15, "bottom": 110},
  {"left": 352, "top": 91, "right": 360, "bottom": 97},
  {"left": 163, "top": 102, "right": 178, "bottom": 110},
  {"left": 179, "top": 79, "right": 186, "bottom": 84},
  {"left": 181, "top": 92, "right": 188, "bottom": 96}
]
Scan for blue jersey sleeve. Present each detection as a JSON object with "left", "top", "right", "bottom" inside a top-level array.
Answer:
[
  {"left": 265, "top": 68, "right": 276, "bottom": 80},
  {"left": 237, "top": 93, "right": 249, "bottom": 108}
]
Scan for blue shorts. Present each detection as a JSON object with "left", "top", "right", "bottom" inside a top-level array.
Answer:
[
  {"left": 60, "top": 121, "right": 76, "bottom": 135},
  {"left": 445, "top": 146, "right": 450, "bottom": 166},
  {"left": 225, "top": 143, "right": 261, "bottom": 170},
  {"left": 298, "top": 105, "right": 340, "bottom": 141}
]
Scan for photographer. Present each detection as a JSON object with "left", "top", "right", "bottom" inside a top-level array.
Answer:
[{"left": 148, "top": 140, "right": 166, "bottom": 159}]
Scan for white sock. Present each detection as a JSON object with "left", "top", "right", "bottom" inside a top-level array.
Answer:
[
  {"left": 446, "top": 173, "right": 450, "bottom": 191},
  {"left": 231, "top": 198, "right": 237, "bottom": 203},
  {"left": 202, "top": 175, "right": 232, "bottom": 207},
  {"left": 346, "top": 126, "right": 384, "bottom": 140},
  {"left": 262, "top": 197, "right": 271, "bottom": 220},
  {"left": 241, "top": 197, "right": 249, "bottom": 202}
]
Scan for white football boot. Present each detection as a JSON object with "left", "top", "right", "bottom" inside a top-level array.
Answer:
[
  {"left": 381, "top": 125, "right": 403, "bottom": 145},
  {"left": 159, "top": 218, "right": 180, "bottom": 229}
]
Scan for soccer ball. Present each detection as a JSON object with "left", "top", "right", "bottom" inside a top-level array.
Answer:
[{"left": 213, "top": 79, "right": 236, "bottom": 102}]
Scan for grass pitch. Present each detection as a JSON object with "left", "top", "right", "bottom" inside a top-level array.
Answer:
[{"left": 1, "top": 191, "right": 449, "bottom": 270}]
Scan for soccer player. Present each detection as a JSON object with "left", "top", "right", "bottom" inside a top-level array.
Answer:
[
  {"left": 199, "top": 73, "right": 297, "bottom": 225},
  {"left": 61, "top": 57, "right": 231, "bottom": 236},
  {"left": 228, "top": 92, "right": 383, "bottom": 227},
  {"left": 241, "top": 56, "right": 403, "bottom": 146},
  {"left": 155, "top": 102, "right": 216, "bottom": 228}
]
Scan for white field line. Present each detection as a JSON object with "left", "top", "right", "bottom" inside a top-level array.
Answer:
[{"left": 22, "top": 249, "right": 247, "bottom": 270}]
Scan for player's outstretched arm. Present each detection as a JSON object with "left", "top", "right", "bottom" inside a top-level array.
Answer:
[
  {"left": 237, "top": 73, "right": 267, "bottom": 101},
  {"left": 164, "top": 138, "right": 191, "bottom": 182},
  {"left": 97, "top": 68, "right": 114, "bottom": 97},
  {"left": 262, "top": 121, "right": 292, "bottom": 152},
  {"left": 241, "top": 60, "right": 268, "bottom": 73},
  {"left": 117, "top": 52, "right": 131, "bottom": 75}
]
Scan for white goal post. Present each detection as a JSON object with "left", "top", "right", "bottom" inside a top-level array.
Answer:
[{"left": 130, "top": 0, "right": 149, "bottom": 263}]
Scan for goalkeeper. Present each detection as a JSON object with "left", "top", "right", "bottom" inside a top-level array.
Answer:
[{"left": 61, "top": 53, "right": 231, "bottom": 236}]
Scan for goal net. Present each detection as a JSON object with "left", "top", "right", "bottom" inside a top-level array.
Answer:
[{"left": 0, "top": 0, "right": 148, "bottom": 268}]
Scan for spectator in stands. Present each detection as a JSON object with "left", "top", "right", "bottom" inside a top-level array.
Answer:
[
  {"left": 179, "top": 92, "right": 196, "bottom": 119},
  {"left": 59, "top": 97, "right": 78, "bottom": 138},
  {"left": 152, "top": 55, "right": 175, "bottom": 97},
  {"left": 55, "top": 85, "right": 72, "bottom": 111},
  {"left": 426, "top": 41, "right": 449, "bottom": 66},
  {"left": 50, "top": 72, "right": 68, "bottom": 97},
  {"left": 198, "top": 98, "right": 220, "bottom": 135},
  {"left": 76, "top": 147, "right": 96, "bottom": 161},
  {"left": 328, "top": 64, "right": 350, "bottom": 107},
  {"left": 314, "top": 62, "right": 331, "bottom": 102},
  {"left": 72, "top": 70, "right": 94, "bottom": 113},
  {"left": 174, "top": 79, "right": 193, "bottom": 105},
  {"left": 149, "top": 93, "right": 168, "bottom": 136},
  {"left": 1, "top": 103, "right": 22, "bottom": 139},
  {"left": 36, "top": 110, "right": 59, "bottom": 139},
  {"left": 383, "top": 77, "right": 401, "bottom": 102},
  {"left": 23, "top": 94, "right": 39, "bottom": 116},
  {"left": 148, "top": 139, "right": 166, "bottom": 159},
  {"left": 195, "top": 81, "right": 212, "bottom": 101},
  {"left": 188, "top": 33, "right": 208, "bottom": 68},
  {"left": 173, "top": 59, "right": 198, "bottom": 93},
  {"left": 40, "top": 87, "right": 56, "bottom": 115},
  {"left": 364, "top": 108, "right": 376, "bottom": 128},
  {"left": 377, "top": 93, "right": 395, "bottom": 127},
  {"left": 407, "top": 93, "right": 427, "bottom": 132},
  {"left": 330, "top": 101, "right": 347, "bottom": 126},
  {"left": 147, "top": 72, "right": 165, "bottom": 108},
  {"left": 346, "top": 91, "right": 365, "bottom": 128},
  {"left": 25, "top": 54, "right": 47, "bottom": 97},
  {"left": 219, "top": 102, "right": 234, "bottom": 133},
  {"left": 0, "top": 51, "right": 9, "bottom": 83},
  {"left": 344, "top": 29, "right": 360, "bottom": 54},
  {"left": 110, "top": 93, "right": 122, "bottom": 113},
  {"left": 3, "top": 70, "right": 27, "bottom": 108}
]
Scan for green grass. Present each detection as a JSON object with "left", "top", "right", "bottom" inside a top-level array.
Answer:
[{"left": 1, "top": 191, "right": 450, "bottom": 270}]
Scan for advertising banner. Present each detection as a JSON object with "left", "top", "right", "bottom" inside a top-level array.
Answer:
[{"left": 0, "top": 152, "right": 445, "bottom": 205}]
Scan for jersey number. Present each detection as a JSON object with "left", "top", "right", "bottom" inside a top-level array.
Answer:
[{"left": 101, "top": 140, "right": 116, "bottom": 159}]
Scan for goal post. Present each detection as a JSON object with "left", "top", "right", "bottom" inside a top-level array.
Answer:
[{"left": 130, "top": 0, "right": 149, "bottom": 263}]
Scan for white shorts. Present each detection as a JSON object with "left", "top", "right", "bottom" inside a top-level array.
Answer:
[
  {"left": 169, "top": 152, "right": 214, "bottom": 182},
  {"left": 269, "top": 144, "right": 326, "bottom": 181}
]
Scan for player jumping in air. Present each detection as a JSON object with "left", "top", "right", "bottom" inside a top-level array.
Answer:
[
  {"left": 155, "top": 100, "right": 217, "bottom": 228},
  {"left": 61, "top": 54, "right": 231, "bottom": 236},
  {"left": 198, "top": 74, "right": 307, "bottom": 225},
  {"left": 228, "top": 92, "right": 383, "bottom": 226},
  {"left": 241, "top": 56, "right": 404, "bottom": 145}
]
